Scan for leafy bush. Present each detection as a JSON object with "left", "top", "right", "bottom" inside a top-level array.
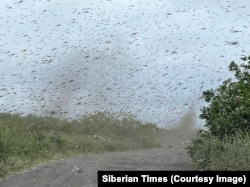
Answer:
[
  {"left": 187, "top": 131, "right": 250, "bottom": 170},
  {"left": 200, "top": 55, "right": 250, "bottom": 138}
]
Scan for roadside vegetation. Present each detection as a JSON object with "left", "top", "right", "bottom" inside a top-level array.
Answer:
[
  {"left": 1, "top": 55, "right": 249, "bottom": 176},
  {"left": 187, "top": 54, "right": 250, "bottom": 170},
  {"left": 0, "top": 111, "right": 161, "bottom": 177}
]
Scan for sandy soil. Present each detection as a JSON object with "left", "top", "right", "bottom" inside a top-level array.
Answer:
[{"left": 0, "top": 112, "right": 197, "bottom": 187}]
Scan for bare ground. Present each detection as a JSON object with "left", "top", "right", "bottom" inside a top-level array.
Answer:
[{"left": 0, "top": 111, "right": 197, "bottom": 187}]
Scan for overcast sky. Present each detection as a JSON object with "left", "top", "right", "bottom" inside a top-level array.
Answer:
[{"left": 0, "top": 0, "right": 250, "bottom": 128}]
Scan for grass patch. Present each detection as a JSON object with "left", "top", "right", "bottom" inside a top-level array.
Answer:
[
  {"left": 187, "top": 131, "right": 250, "bottom": 170},
  {"left": 0, "top": 112, "right": 161, "bottom": 177}
]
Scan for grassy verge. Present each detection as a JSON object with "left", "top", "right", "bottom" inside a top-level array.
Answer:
[
  {"left": 0, "top": 112, "right": 161, "bottom": 177},
  {"left": 187, "top": 130, "right": 250, "bottom": 170}
]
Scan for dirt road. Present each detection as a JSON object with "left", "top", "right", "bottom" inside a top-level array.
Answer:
[{"left": 0, "top": 113, "right": 197, "bottom": 187}]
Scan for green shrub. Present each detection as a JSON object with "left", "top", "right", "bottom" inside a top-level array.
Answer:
[
  {"left": 187, "top": 131, "right": 250, "bottom": 170},
  {"left": 188, "top": 54, "right": 250, "bottom": 170},
  {"left": 200, "top": 55, "right": 250, "bottom": 138}
]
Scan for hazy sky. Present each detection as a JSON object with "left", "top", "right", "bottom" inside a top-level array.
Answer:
[{"left": 0, "top": 0, "right": 250, "bottom": 128}]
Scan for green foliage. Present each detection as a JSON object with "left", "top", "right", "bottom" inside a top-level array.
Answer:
[
  {"left": 200, "top": 55, "right": 250, "bottom": 138},
  {"left": 187, "top": 131, "right": 250, "bottom": 170},
  {"left": 0, "top": 112, "right": 160, "bottom": 177},
  {"left": 188, "top": 54, "right": 250, "bottom": 170}
]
